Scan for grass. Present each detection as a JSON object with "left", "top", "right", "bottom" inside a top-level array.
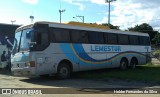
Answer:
[{"left": 73, "top": 63, "right": 160, "bottom": 82}]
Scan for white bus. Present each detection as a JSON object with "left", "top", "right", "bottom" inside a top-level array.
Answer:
[{"left": 11, "top": 21, "right": 151, "bottom": 79}]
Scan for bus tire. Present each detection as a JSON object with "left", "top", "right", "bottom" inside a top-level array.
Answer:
[
  {"left": 130, "top": 58, "right": 137, "bottom": 70},
  {"left": 120, "top": 58, "right": 128, "bottom": 70},
  {"left": 56, "top": 62, "right": 71, "bottom": 79}
]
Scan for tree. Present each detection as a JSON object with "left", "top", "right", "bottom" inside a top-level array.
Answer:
[
  {"left": 152, "top": 33, "right": 160, "bottom": 46},
  {"left": 102, "top": 23, "right": 120, "bottom": 30},
  {"left": 128, "top": 23, "right": 158, "bottom": 44}
]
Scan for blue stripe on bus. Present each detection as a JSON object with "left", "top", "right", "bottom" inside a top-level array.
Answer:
[
  {"left": 72, "top": 44, "right": 96, "bottom": 61},
  {"left": 60, "top": 43, "right": 146, "bottom": 65}
]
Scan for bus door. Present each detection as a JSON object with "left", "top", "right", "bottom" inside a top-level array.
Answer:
[{"left": 31, "top": 26, "right": 51, "bottom": 75}]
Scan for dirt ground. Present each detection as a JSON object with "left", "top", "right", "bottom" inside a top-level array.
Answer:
[{"left": 0, "top": 71, "right": 160, "bottom": 97}]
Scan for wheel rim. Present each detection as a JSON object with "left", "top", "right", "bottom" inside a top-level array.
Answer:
[
  {"left": 121, "top": 61, "right": 127, "bottom": 70},
  {"left": 60, "top": 67, "right": 68, "bottom": 77},
  {"left": 131, "top": 62, "right": 136, "bottom": 69}
]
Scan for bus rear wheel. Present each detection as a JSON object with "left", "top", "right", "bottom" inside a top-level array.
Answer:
[
  {"left": 130, "top": 58, "right": 137, "bottom": 70},
  {"left": 56, "top": 62, "right": 71, "bottom": 79},
  {"left": 120, "top": 59, "right": 128, "bottom": 70}
]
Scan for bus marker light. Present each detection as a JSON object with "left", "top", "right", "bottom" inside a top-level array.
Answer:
[{"left": 30, "top": 61, "right": 35, "bottom": 67}]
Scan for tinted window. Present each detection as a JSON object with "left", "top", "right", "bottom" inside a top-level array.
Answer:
[
  {"left": 118, "top": 34, "right": 129, "bottom": 45},
  {"left": 51, "top": 28, "right": 70, "bottom": 43},
  {"left": 88, "top": 32, "right": 104, "bottom": 44},
  {"left": 139, "top": 36, "right": 150, "bottom": 45},
  {"left": 31, "top": 28, "right": 49, "bottom": 51},
  {"left": 145, "top": 37, "right": 150, "bottom": 45},
  {"left": 41, "top": 32, "right": 49, "bottom": 46},
  {"left": 107, "top": 33, "right": 118, "bottom": 44},
  {"left": 104, "top": 33, "right": 108, "bottom": 43},
  {"left": 36, "top": 32, "right": 41, "bottom": 45},
  {"left": 71, "top": 30, "right": 88, "bottom": 43},
  {"left": 129, "top": 35, "right": 139, "bottom": 45}
]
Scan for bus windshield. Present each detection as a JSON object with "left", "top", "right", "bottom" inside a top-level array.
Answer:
[{"left": 12, "top": 29, "right": 33, "bottom": 54}]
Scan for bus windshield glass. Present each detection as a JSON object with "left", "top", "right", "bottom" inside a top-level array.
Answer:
[{"left": 12, "top": 29, "right": 33, "bottom": 54}]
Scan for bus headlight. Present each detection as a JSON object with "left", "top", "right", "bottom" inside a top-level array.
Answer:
[{"left": 25, "top": 63, "right": 30, "bottom": 67}]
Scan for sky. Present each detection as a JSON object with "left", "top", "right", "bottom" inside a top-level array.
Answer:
[{"left": 0, "top": 0, "right": 160, "bottom": 30}]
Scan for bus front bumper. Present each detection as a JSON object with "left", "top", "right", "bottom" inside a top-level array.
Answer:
[{"left": 11, "top": 67, "right": 36, "bottom": 77}]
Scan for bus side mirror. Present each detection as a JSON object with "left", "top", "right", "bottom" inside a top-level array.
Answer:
[{"left": 29, "top": 42, "right": 37, "bottom": 47}]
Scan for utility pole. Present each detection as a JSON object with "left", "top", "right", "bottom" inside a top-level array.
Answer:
[
  {"left": 59, "top": 9, "right": 65, "bottom": 23},
  {"left": 11, "top": 20, "right": 16, "bottom": 24},
  {"left": 76, "top": 15, "right": 84, "bottom": 23},
  {"left": 105, "top": 0, "right": 116, "bottom": 28}
]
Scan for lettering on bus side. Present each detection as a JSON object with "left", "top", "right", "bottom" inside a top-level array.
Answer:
[{"left": 91, "top": 45, "right": 121, "bottom": 52}]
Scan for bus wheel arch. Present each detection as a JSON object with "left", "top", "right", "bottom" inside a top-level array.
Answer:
[
  {"left": 130, "top": 57, "right": 138, "bottom": 69},
  {"left": 120, "top": 57, "right": 128, "bottom": 70},
  {"left": 56, "top": 59, "right": 73, "bottom": 79}
]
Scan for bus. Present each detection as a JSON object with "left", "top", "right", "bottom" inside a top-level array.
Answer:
[
  {"left": 0, "top": 23, "right": 20, "bottom": 68},
  {"left": 11, "top": 21, "right": 151, "bottom": 79}
]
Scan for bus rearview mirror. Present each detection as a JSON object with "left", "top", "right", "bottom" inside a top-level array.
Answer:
[{"left": 29, "top": 42, "right": 37, "bottom": 47}]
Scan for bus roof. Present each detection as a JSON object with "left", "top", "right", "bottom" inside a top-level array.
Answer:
[
  {"left": 16, "top": 21, "right": 149, "bottom": 36},
  {"left": 66, "top": 21, "right": 110, "bottom": 30},
  {"left": 15, "top": 24, "right": 33, "bottom": 32}
]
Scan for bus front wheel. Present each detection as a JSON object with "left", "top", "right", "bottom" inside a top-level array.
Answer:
[{"left": 56, "top": 62, "right": 71, "bottom": 79}]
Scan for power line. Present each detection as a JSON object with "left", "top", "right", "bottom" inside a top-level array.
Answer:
[
  {"left": 73, "top": 17, "right": 79, "bottom": 22},
  {"left": 76, "top": 15, "right": 84, "bottom": 23}
]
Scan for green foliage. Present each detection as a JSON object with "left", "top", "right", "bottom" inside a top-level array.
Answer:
[
  {"left": 152, "top": 33, "right": 160, "bottom": 46},
  {"left": 128, "top": 23, "right": 158, "bottom": 44},
  {"left": 102, "top": 23, "right": 120, "bottom": 30},
  {"left": 128, "top": 23, "right": 153, "bottom": 32},
  {"left": 75, "top": 65, "right": 160, "bottom": 82},
  {"left": 153, "top": 50, "right": 160, "bottom": 58}
]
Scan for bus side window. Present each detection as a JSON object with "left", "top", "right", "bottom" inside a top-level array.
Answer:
[
  {"left": 129, "top": 35, "right": 139, "bottom": 45},
  {"left": 34, "top": 30, "right": 49, "bottom": 51},
  {"left": 52, "top": 28, "right": 70, "bottom": 43},
  {"left": 118, "top": 34, "right": 129, "bottom": 45},
  {"left": 41, "top": 32, "right": 49, "bottom": 46},
  {"left": 36, "top": 32, "right": 48, "bottom": 45},
  {"left": 71, "top": 30, "right": 88, "bottom": 43},
  {"left": 139, "top": 36, "right": 150, "bottom": 46},
  {"left": 108, "top": 33, "right": 118, "bottom": 44},
  {"left": 88, "top": 31, "right": 104, "bottom": 44},
  {"left": 104, "top": 33, "right": 108, "bottom": 43},
  {"left": 139, "top": 36, "right": 145, "bottom": 45},
  {"left": 144, "top": 37, "right": 150, "bottom": 45},
  {"left": 37, "top": 32, "right": 42, "bottom": 45}
]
